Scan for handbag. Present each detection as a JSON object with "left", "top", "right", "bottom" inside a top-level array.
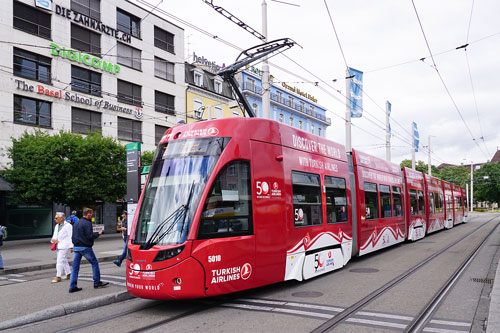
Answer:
[{"left": 51, "top": 242, "right": 57, "bottom": 251}]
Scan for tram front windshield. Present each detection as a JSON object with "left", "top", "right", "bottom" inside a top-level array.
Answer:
[{"left": 133, "top": 137, "right": 229, "bottom": 248}]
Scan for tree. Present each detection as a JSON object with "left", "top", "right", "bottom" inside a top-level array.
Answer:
[
  {"left": 1, "top": 130, "right": 126, "bottom": 205},
  {"left": 473, "top": 162, "right": 500, "bottom": 203},
  {"left": 439, "top": 166, "right": 470, "bottom": 187},
  {"left": 399, "top": 159, "right": 440, "bottom": 177},
  {"left": 141, "top": 150, "right": 155, "bottom": 167}
]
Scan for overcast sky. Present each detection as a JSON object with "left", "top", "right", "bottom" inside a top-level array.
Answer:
[{"left": 134, "top": 0, "right": 500, "bottom": 166}]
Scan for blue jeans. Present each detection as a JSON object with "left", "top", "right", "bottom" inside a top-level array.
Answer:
[
  {"left": 118, "top": 236, "right": 128, "bottom": 264},
  {"left": 70, "top": 247, "right": 100, "bottom": 288},
  {"left": 0, "top": 247, "right": 3, "bottom": 268}
]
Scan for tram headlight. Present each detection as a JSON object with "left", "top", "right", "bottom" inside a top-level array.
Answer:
[{"left": 153, "top": 245, "right": 185, "bottom": 262}]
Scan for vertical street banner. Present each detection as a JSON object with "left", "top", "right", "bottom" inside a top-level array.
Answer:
[
  {"left": 126, "top": 142, "right": 141, "bottom": 203},
  {"left": 387, "top": 101, "right": 392, "bottom": 134},
  {"left": 413, "top": 122, "right": 419, "bottom": 152},
  {"left": 348, "top": 67, "right": 363, "bottom": 118}
]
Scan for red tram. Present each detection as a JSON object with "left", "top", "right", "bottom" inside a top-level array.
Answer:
[{"left": 126, "top": 118, "right": 467, "bottom": 300}]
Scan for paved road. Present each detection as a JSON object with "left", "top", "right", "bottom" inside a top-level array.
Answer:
[{"left": 2, "top": 213, "right": 499, "bottom": 332}]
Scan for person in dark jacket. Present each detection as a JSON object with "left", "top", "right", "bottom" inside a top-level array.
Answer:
[{"left": 69, "top": 207, "right": 109, "bottom": 293}]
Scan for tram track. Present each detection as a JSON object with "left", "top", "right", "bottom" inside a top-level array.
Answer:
[{"left": 311, "top": 215, "right": 500, "bottom": 333}]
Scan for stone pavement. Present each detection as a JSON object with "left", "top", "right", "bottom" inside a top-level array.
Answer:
[{"left": 0, "top": 233, "right": 125, "bottom": 274}]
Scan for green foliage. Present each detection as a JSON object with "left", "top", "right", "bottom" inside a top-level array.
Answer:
[
  {"left": 439, "top": 166, "right": 470, "bottom": 187},
  {"left": 473, "top": 162, "right": 500, "bottom": 203},
  {"left": 141, "top": 150, "right": 155, "bottom": 167},
  {"left": 399, "top": 159, "right": 440, "bottom": 177},
  {"left": 2, "top": 130, "right": 126, "bottom": 205}
]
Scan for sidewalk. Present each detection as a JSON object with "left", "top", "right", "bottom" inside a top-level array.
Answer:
[{"left": 0, "top": 233, "right": 125, "bottom": 274}]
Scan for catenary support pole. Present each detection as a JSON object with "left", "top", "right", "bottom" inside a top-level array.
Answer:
[
  {"left": 261, "top": 0, "right": 270, "bottom": 119},
  {"left": 471, "top": 162, "right": 474, "bottom": 212}
]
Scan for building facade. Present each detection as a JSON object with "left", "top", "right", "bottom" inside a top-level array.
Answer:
[
  {"left": 0, "top": 0, "right": 185, "bottom": 238},
  {"left": 185, "top": 61, "right": 243, "bottom": 123},
  {"left": 238, "top": 66, "right": 331, "bottom": 136}
]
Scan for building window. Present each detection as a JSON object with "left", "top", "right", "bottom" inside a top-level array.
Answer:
[
  {"left": 117, "top": 80, "right": 142, "bottom": 107},
  {"left": 364, "top": 182, "right": 379, "bottom": 220},
  {"left": 71, "top": 24, "right": 100, "bottom": 56},
  {"left": 71, "top": 107, "right": 101, "bottom": 134},
  {"left": 117, "top": 43, "right": 141, "bottom": 70},
  {"left": 71, "top": 66, "right": 101, "bottom": 96},
  {"left": 155, "top": 124, "right": 170, "bottom": 145},
  {"left": 213, "top": 105, "right": 223, "bottom": 119},
  {"left": 288, "top": 96, "right": 294, "bottom": 108},
  {"left": 246, "top": 77, "right": 256, "bottom": 91},
  {"left": 13, "top": 1, "right": 51, "bottom": 39},
  {"left": 311, "top": 124, "right": 315, "bottom": 134},
  {"left": 154, "top": 26, "right": 174, "bottom": 53},
  {"left": 71, "top": 0, "right": 100, "bottom": 21},
  {"left": 276, "top": 90, "right": 283, "bottom": 103},
  {"left": 289, "top": 116, "right": 294, "bottom": 126},
  {"left": 14, "top": 95, "right": 51, "bottom": 127},
  {"left": 299, "top": 101, "right": 305, "bottom": 112},
  {"left": 309, "top": 105, "right": 315, "bottom": 115},
  {"left": 13, "top": 48, "right": 51, "bottom": 83},
  {"left": 292, "top": 171, "right": 322, "bottom": 227},
  {"left": 116, "top": 8, "right": 140, "bottom": 38},
  {"left": 252, "top": 103, "right": 258, "bottom": 116},
  {"left": 214, "top": 79, "right": 222, "bottom": 94},
  {"left": 325, "top": 176, "right": 348, "bottom": 223},
  {"left": 193, "top": 68, "right": 203, "bottom": 87},
  {"left": 318, "top": 127, "right": 322, "bottom": 136},
  {"left": 193, "top": 99, "right": 204, "bottom": 119},
  {"left": 298, "top": 120, "right": 303, "bottom": 130},
  {"left": 155, "top": 57, "right": 175, "bottom": 82},
  {"left": 118, "top": 117, "right": 142, "bottom": 142},
  {"left": 155, "top": 90, "right": 175, "bottom": 115},
  {"left": 279, "top": 113, "right": 284, "bottom": 123}
]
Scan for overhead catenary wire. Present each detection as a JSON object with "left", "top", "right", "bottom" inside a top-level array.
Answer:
[{"left": 410, "top": 0, "right": 489, "bottom": 161}]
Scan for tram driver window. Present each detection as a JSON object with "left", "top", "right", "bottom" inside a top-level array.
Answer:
[
  {"left": 325, "top": 176, "right": 348, "bottom": 224},
  {"left": 198, "top": 160, "right": 252, "bottom": 239},
  {"left": 364, "top": 182, "right": 379, "bottom": 220},
  {"left": 392, "top": 186, "right": 402, "bottom": 217},
  {"left": 409, "top": 189, "right": 418, "bottom": 216},
  {"left": 292, "top": 171, "right": 322, "bottom": 227},
  {"left": 380, "top": 185, "right": 392, "bottom": 218},
  {"left": 418, "top": 190, "right": 425, "bottom": 215}
]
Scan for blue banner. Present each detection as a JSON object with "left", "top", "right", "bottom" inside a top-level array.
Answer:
[
  {"left": 348, "top": 67, "right": 363, "bottom": 118},
  {"left": 387, "top": 101, "right": 392, "bottom": 134},
  {"left": 413, "top": 122, "right": 419, "bottom": 152}
]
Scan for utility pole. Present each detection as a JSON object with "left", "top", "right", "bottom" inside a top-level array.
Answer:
[
  {"left": 470, "top": 161, "right": 474, "bottom": 212},
  {"left": 261, "top": 0, "right": 270, "bottom": 119},
  {"left": 427, "top": 135, "right": 432, "bottom": 176},
  {"left": 345, "top": 69, "right": 352, "bottom": 153},
  {"left": 385, "top": 101, "right": 391, "bottom": 161}
]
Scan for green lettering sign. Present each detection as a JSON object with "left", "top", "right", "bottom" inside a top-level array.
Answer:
[{"left": 49, "top": 43, "right": 120, "bottom": 75}]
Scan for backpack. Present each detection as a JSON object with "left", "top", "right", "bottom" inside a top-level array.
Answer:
[{"left": 66, "top": 215, "right": 78, "bottom": 225}]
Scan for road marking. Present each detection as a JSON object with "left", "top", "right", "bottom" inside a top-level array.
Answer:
[
  {"left": 225, "top": 298, "right": 471, "bottom": 332},
  {"left": 100, "top": 250, "right": 123, "bottom": 255},
  {"left": 98, "top": 274, "right": 126, "bottom": 280},
  {"left": 8, "top": 278, "right": 27, "bottom": 282},
  {"left": 79, "top": 277, "right": 125, "bottom": 287},
  {"left": 7, "top": 274, "right": 24, "bottom": 277}
]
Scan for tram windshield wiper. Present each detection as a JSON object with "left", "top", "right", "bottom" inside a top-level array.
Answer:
[{"left": 142, "top": 182, "right": 196, "bottom": 250}]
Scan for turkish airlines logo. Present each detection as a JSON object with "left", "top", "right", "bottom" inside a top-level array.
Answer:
[
  {"left": 207, "top": 127, "right": 219, "bottom": 136},
  {"left": 273, "top": 182, "right": 279, "bottom": 190},
  {"left": 241, "top": 263, "right": 252, "bottom": 280}
]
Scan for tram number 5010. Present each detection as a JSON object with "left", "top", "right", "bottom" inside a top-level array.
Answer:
[{"left": 208, "top": 255, "right": 221, "bottom": 263}]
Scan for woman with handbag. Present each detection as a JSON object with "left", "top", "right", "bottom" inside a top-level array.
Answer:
[{"left": 51, "top": 212, "right": 74, "bottom": 283}]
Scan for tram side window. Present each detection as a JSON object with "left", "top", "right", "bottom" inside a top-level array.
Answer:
[
  {"left": 410, "top": 189, "right": 418, "bottom": 216},
  {"left": 325, "top": 176, "right": 348, "bottom": 224},
  {"left": 292, "top": 171, "right": 322, "bottom": 227},
  {"left": 428, "top": 192, "right": 435, "bottom": 214},
  {"left": 380, "top": 185, "right": 392, "bottom": 218},
  {"left": 392, "top": 186, "right": 403, "bottom": 217},
  {"left": 446, "top": 195, "right": 453, "bottom": 212},
  {"left": 438, "top": 193, "right": 444, "bottom": 212},
  {"left": 364, "top": 182, "right": 379, "bottom": 220},
  {"left": 198, "top": 160, "right": 252, "bottom": 239},
  {"left": 418, "top": 190, "right": 425, "bottom": 216}
]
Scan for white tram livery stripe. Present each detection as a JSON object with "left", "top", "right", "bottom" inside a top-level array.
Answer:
[{"left": 359, "top": 226, "right": 405, "bottom": 256}]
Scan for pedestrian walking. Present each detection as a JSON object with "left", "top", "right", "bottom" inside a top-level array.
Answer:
[
  {"left": 69, "top": 207, "right": 109, "bottom": 293},
  {"left": 0, "top": 225, "right": 6, "bottom": 270},
  {"left": 51, "top": 212, "right": 73, "bottom": 283},
  {"left": 113, "top": 211, "right": 128, "bottom": 267},
  {"left": 65, "top": 210, "right": 79, "bottom": 225}
]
